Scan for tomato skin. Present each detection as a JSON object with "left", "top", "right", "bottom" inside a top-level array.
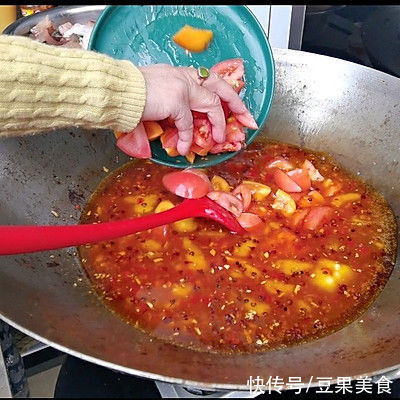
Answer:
[
  {"left": 209, "top": 142, "right": 243, "bottom": 154},
  {"left": 183, "top": 168, "right": 213, "bottom": 191},
  {"left": 207, "top": 191, "right": 244, "bottom": 217},
  {"left": 287, "top": 168, "right": 312, "bottom": 192},
  {"left": 303, "top": 206, "right": 334, "bottom": 230},
  {"left": 232, "top": 183, "right": 252, "bottom": 210},
  {"left": 210, "top": 58, "right": 245, "bottom": 81},
  {"left": 266, "top": 157, "right": 294, "bottom": 171},
  {"left": 237, "top": 212, "right": 263, "bottom": 232},
  {"left": 274, "top": 169, "right": 302, "bottom": 193},
  {"left": 116, "top": 123, "right": 151, "bottom": 159},
  {"left": 162, "top": 171, "right": 211, "bottom": 199}
]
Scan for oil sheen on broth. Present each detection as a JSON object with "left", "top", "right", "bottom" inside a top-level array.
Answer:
[{"left": 79, "top": 141, "right": 397, "bottom": 353}]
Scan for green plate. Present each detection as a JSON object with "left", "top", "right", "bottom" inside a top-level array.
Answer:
[{"left": 89, "top": 5, "right": 275, "bottom": 168}]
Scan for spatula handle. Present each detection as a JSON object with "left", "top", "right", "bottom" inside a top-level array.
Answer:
[{"left": 0, "top": 201, "right": 196, "bottom": 255}]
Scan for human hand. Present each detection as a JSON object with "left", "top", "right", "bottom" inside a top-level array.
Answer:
[{"left": 138, "top": 64, "right": 250, "bottom": 155}]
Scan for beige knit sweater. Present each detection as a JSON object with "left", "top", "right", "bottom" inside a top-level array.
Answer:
[{"left": 0, "top": 35, "right": 146, "bottom": 137}]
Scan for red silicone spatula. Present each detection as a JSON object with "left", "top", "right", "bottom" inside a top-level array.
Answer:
[{"left": 0, "top": 197, "right": 245, "bottom": 255}]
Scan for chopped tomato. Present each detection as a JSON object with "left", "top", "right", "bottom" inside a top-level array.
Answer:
[
  {"left": 143, "top": 121, "right": 163, "bottom": 141},
  {"left": 302, "top": 160, "right": 324, "bottom": 182},
  {"left": 159, "top": 117, "right": 176, "bottom": 130},
  {"left": 225, "top": 119, "right": 246, "bottom": 142},
  {"left": 207, "top": 191, "right": 244, "bottom": 217},
  {"left": 210, "top": 58, "right": 244, "bottom": 81},
  {"left": 287, "top": 168, "right": 311, "bottom": 192},
  {"left": 234, "top": 110, "right": 258, "bottom": 130},
  {"left": 303, "top": 206, "right": 334, "bottom": 230},
  {"left": 274, "top": 170, "right": 302, "bottom": 193},
  {"left": 221, "top": 101, "right": 230, "bottom": 119},
  {"left": 193, "top": 118, "right": 214, "bottom": 149},
  {"left": 232, "top": 183, "right": 252, "bottom": 210},
  {"left": 116, "top": 122, "right": 151, "bottom": 159},
  {"left": 160, "top": 127, "right": 179, "bottom": 156},
  {"left": 191, "top": 143, "right": 210, "bottom": 156},
  {"left": 162, "top": 170, "right": 211, "bottom": 199},
  {"left": 227, "top": 79, "right": 245, "bottom": 93},
  {"left": 183, "top": 168, "right": 213, "bottom": 191},
  {"left": 237, "top": 212, "right": 263, "bottom": 232},
  {"left": 209, "top": 142, "right": 242, "bottom": 154},
  {"left": 289, "top": 209, "right": 310, "bottom": 229},
  {"left": 192, "top": 111, "right": 207, "bottom": 119},
  {"left": 266, "top": 157, "right": 294, "bottom": 171}
]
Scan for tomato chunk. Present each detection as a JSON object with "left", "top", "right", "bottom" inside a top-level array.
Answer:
[
  {"left": 289, "top": 209, "right": 310, "bottom": 229},
  {"left": 266, "top": 157, "right": 294, "bottom": 171},
  {"left": 274, "top": 170, "right": 302, "bottom": 193},
  {"left": 227, "top": 79, "right": 245, "bottom": 93},
  {"left": 302, "top": 159, "right": 324, "bottom": 182},
  {"left": 225, "top": 118, "right": 246, "bottom": 142},
  {"left": 210, "top": 58, "right": 244, "bottom": 81},
  {"left": 209, "top": 142, "right": 243, "bottom": 154},
  {"left": 207, "top": 191, "right": 244, "bottom": 217},
  {"left": 232, "top": 183, "right": 252, "bottom": 210},
  {"left": 303, "top": 206, "right": 334, "bottom": 230},
  {"left": 116, "top": 122, "right": 151, "bottom": 159},
  {"left": 162, "top": 171, "right": 211, "bottom": 199},
  {"left": 287, "top": 168, "right": 312, "bottom": 192},
  {"left": 193, "top": 118, "right": 214, "bottom": 149},
  {"left": 237, "top": 212, "right": 263, "bottom": 232}
]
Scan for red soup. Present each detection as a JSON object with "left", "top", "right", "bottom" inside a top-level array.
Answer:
[{"left": 79, "top": 141, "right": 397, "bottom": 353}]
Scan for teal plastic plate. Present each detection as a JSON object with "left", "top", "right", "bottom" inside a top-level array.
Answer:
[{"left": 89, "top": 5, "right": 275, "bottom": 168}]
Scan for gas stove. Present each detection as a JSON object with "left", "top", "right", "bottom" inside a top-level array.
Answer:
[{"left": 1, "top": 322, "right": 400, "bottom": 398}]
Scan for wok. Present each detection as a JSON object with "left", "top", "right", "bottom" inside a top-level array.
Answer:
[{"left": 0, "top": 49, "right": 399, "bottom": 390}]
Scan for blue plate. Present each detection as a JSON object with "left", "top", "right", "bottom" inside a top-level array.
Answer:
[{"left": 89, "top": 5, "right": 275, "bottom": 168}]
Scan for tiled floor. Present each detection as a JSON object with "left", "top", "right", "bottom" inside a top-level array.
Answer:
[{"left": 27, "top": 365, "right": 61, "bottom": 398}]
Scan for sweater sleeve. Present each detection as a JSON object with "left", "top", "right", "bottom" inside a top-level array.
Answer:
[{"left": 0, "top": 35, "right": 146, "bottom": 137}]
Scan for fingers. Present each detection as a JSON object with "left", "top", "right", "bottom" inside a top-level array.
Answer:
[
  {"left": 190, "top": 85, "right": 226, "bottom": 143},
  {"left": 202, "top": 72, "right": 248, "bottom": 115},
  {"left": 173, "top": 108, "right": 193, "bottom": 156},
  {"left": 185, "top": 68, "right": 248, "bottom": 115}
]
